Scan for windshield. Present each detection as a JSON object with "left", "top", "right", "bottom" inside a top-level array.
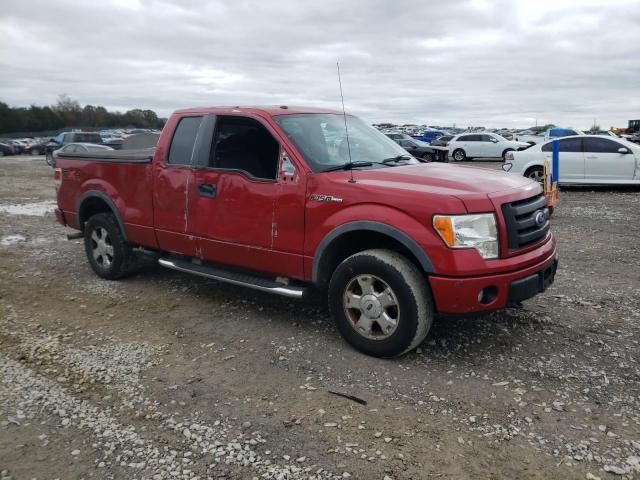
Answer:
[{"left": 274, "top": 113, "right": 415, "bottom": 172}]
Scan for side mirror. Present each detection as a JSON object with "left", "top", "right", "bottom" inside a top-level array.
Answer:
[{"left": 618, "top": 147, "right": 630, "bottom": 154}]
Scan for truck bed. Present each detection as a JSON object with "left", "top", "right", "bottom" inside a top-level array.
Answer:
[{"left": 55, "top": 148, "right": 157, "bottom": 248}]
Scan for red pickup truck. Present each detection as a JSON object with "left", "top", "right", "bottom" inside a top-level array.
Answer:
[{"left": 54, "top": 106, "right": 557, "bottom": 357}]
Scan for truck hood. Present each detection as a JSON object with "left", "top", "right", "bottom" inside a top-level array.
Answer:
[
  {"left": 348, "top": 163, "right": 540, "bottom": 212},
  {"left": 352, "top": 163, "right": 533, "bottom": 195}
]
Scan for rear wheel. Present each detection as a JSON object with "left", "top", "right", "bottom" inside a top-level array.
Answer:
[
  {"left": 452, "top": 149, "right": 466, "bottom": 161},
  {"left": 525, "top": 166, "right": 544, "bottom": 185},
  {"left": 421, "top": 152, "right": 434, "bottom": 162},
  {"left": 328, "top": 249, "right": 433, "bottom": 358},
  {"left": 84, "top": 213, "right": 139, "bottom": 280}
]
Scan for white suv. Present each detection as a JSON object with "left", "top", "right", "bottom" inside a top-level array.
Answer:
[{"left": 448, "top": 133, "right": 531, "bottom": 161}]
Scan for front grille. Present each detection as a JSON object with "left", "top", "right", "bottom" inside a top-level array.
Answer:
[{"left": 501, "top": 194, "right": 550, "bottom": 250}]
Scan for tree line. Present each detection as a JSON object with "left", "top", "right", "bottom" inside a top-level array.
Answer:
[{"left": 0, "top": 95, "right": 165, "bottom": 135}]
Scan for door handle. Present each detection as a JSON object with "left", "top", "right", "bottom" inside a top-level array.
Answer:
[{"left": 198, "top": 183, "right": 217, "bottom": 198}]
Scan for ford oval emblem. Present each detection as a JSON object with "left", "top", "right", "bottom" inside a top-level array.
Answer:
[{"left": 534, "top": 210, "right": 546, "bottom": 227}]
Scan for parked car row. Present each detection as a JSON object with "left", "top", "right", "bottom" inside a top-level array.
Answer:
[{"left": 384, "top": 133, "right": 438, "bottom": 162}]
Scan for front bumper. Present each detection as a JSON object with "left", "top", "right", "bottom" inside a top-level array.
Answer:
[{"left": 428, "top": 249, "right": 558, "bottom": 314}]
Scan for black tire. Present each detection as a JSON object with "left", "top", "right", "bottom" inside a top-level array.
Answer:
[
  {"left": 452, "top": 149, "right": 466, "bottom": 161},
  {"left": 421, "top": 152, "right": 434, "bottom": 162},
  {"left": 0, "top": 151, "right": 4, "bottom": 157},
  {"left": 84, "top": 212, "right": 138, "bottom": 280},
  {"left": 45, "top": 152, "right": 54, "bottom": 166},
  {"left": 502, "top": 149, "right": 514, "bottom": 160},
  {"left": 32, "top": 148, "right": 41, "bottom": 156},
  {"left": 328, "top": 249, "right": 433, "bottom": 358},
  {"left": 525, "top": 166, "right": 544, "bottom": 185}
]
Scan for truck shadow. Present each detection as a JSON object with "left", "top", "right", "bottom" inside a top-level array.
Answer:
[{"left": 135, "top": 260, "right": 548, "bottom": 361}]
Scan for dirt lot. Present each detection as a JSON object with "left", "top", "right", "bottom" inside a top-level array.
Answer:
[{"left": 1, "top": 156, "right": 639, "bottom": 480}]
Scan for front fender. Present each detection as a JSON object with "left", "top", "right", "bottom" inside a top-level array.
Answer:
[{"left": 307, "top": 204, "right": 442, "bottom": 283}]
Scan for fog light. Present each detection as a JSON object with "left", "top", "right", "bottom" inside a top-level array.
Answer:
[{"left": 478, "top": 286, "right": 498, "bottom": 305}]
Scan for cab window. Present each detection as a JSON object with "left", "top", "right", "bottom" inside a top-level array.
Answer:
[{"left": 209, "top": 116, "right": 279, "bottom": 180}]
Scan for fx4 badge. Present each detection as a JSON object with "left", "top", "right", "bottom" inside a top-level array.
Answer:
[{"left": 310, "top": 194, "right": 343, "bottom": 203}]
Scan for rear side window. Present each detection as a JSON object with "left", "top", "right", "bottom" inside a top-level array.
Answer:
[
  {"left": 73, "top": 133, "right": 102, "bottom": 144},
  {"left": 168, "top": 116, "right": 203, "bottom": 165},
  {"left": 542, "top": 138, "right": 582, "bottom": 152},
  {"left": 584, "top": 137, "right": 622, "bottom": 153},
  {"left": 210, "top": 116, "right": 279, "bottom": 180},
  {"left": 458, "top": 135, "right": 472, "bottom": 141}
]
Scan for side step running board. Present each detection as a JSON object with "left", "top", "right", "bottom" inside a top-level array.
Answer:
[{"left": 158, "top": 257, "right": 305, "bottom": 299}]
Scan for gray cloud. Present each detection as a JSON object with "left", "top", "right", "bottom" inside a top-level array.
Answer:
[{"left": 1, "top": 0, "right": 639, "bottom": 128}]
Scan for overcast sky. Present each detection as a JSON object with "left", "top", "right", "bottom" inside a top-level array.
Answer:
[{"left": 1, "top": 0, "right": 639, "bottom": 128}]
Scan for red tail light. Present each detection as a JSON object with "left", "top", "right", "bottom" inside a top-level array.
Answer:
[{"left": 54, "top": 168, "right": 62, "bottom": 191}]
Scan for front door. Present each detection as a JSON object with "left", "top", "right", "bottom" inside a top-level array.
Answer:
[
  {"left": 583, "top": 137, "right": 636, "bottom": 182},
  {"left": 189, "top": 115, "right": 305, "bottom": 278},
  {"left": 480, "top": 134, "right": 499, "bottom": 157}
]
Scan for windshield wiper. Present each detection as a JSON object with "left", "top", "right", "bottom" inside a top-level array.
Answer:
[
  {"left": 382, "top": 155, "right": 412, "bottom": 164},
  {"left": 322, "top": 161, "right": 374, "bottom": 172}
]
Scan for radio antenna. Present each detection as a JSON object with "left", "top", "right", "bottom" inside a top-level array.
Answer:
[{"left": 337, "top": 61, "right": 355, "bottom": 183}]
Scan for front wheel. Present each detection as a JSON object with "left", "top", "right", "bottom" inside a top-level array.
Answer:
[
  {"left": 525, "top": 166, "right": 544, "bottom": 185},
  {"left": 328, "top": 249, "right": 433, "bottom": 358},
  {"left": 452, "top": 149, "right": 466, "bottom": 161},
  {"left": 421, "top": 152, "right": 434, "bottom": 162},
  {"left": 45, "top": 152, "right": 54, "bottom": 166},
  {"left": 84, "top": 213, "right": 139, "bottom": 280}
]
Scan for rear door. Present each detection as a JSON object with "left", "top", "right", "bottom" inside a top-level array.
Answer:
[
  {"left": 152, "top": 114, "right": 203, "bottom": 256},
  {"left": 541, "top": 137, "right": 584, "bottom": 183},
  {"left": 454, "top": 134, "right": 473, "bottom": 155},
  {"left": 583, "top": 137, "right": 636, "bottom": 182},
  {"left": 465, "top": 134, "right": 483, "bottom": 156}
]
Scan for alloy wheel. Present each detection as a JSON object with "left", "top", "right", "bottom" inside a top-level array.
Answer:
[{"left": 343, "top": 274, "right": 400, "bottom": 340}]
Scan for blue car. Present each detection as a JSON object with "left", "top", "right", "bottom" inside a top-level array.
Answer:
[
  {"left": 544, "top": 127, "right": 584, "bottom": 141},
  {"left": 418, "top": 129, "right": 449, "bottom": 144}
]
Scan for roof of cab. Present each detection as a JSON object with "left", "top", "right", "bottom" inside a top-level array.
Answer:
[{"left": 172, "top": 105, "right": 344, "bottom": 116}]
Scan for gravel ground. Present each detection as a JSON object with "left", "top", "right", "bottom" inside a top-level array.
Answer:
[{"left": 0, "top": 156, "right": 639, "bottom": 480}]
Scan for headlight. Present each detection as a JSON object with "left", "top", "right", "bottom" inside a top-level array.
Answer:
[{"left": 433, "top": 213, "right": 499, "bottom": 259}]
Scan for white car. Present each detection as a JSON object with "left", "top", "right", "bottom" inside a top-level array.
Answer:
[
  {"left": 448, "top": 132, "right": 531, "bottom": 161},
  {"left": 50, "top": 143, "right": 114, "bottom": 166},
  {"left": 502, "top": 135, "right": 640, "bottom": 185}
]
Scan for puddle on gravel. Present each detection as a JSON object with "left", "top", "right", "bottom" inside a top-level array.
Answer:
[
  {"left": 0, "top": 234, "right": 26, "bottom": 246},
  {"left": 0, "top": 200, "right": 57, "bottom": 216}
]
